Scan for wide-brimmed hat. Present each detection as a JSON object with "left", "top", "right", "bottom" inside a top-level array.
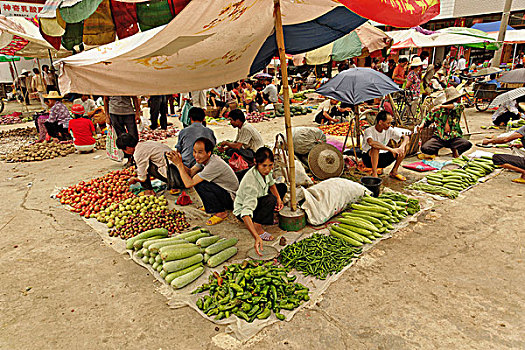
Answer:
[
  {"left": 43, "top": 91, "right": 64, "bottom": 99},
  {"left": 20, "top": 69, "right": 29, "bottom": 75},
  {"left": 410, "top": 57, "right": 424, "bottom": 67},
  {"left": 433, "top": 87, "right": 464, "bottom": 106},
  {"left": 71, "top": 104, "right": 85, "bottom": 115}
]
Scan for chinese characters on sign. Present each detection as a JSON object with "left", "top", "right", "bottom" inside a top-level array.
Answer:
[{"left": 0, "top": 1, "right": 44, "bottom": 17}]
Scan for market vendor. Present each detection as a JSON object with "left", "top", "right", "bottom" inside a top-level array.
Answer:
[
  {"left": 243, "top": 81, "right": 258, "bottom": 113},
  {"left": 262, "top": 79, "right": 278, "bottom": 104},
  {"left": 482, "top": 126, "right": 525, "bottom": 184},
  {"left": 43, "top": 91, "right": 71, "bottom": 141},
  {"left": 419, "top": 87, "right": 472, "bottom": 158},
  {"left": 362, "top": 111, "right": 409, "bottom": 180},
  {"left": 314, "top": 98, "right": 341, "bottom": 124},
  {"left": 68, "top": 104, "right": 97, "bottom": 153},
  {"left": 116, "top": 133, "right": 173, "bottom": 196},
  {"left": 175, "top": 107, "right": 216, "bottom": 167},
  {"left": 491, "top": 100, "right": 523, "bottom": 127},
  {"left": 219, "top": 109, "right": 264, "bottom": 164},
  {"left": 167, "top": 137, "right": 239, "bottom": 225},
  {"left": 233, "top": 147, "right": 287, "bottom": 255}
]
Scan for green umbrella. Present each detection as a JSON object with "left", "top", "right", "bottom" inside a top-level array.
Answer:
[
  {"left": 0, "top": 55, "right": 21, "bottom": 62},
  {"left": 440, "top": 27, "right": 501, "bottom": 50}
]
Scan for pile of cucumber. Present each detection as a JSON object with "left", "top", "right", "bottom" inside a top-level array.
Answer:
[
  {"left": 329, "top": 195, "right": 412, "bottom": 246},
  {"left": 409, "top": 156, "right": 496, "bottom": 199},
  {"left": 125, "top": 228, "right": 238, "bottom": 289}
]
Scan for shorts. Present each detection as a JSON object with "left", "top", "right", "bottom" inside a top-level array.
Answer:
[
  {"left": 493, "top": 154, "right": 525, "bottom": 170},
  {"left": 74, "top": 143, "right": 96, "bottom": 152},
  {"left": 362, "top": 151, "right": 396, "bottom": 168}
]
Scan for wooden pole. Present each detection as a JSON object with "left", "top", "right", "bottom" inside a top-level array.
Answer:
[{"left": 274, "top": 0, "right": 297, "bottom": 211}]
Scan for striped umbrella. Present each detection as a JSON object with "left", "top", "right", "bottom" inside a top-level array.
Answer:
[
  {"left": 497, "top": 68, "right": 525, "bottom": 84},
  {"left": 489, "top": 87, "right": 525, "bottom": 108}
]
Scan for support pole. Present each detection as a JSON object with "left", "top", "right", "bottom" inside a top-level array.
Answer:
[
  {"left": 512, "top": 43, "right": 517, "bottom": 69},
  {"left": 491, "top": 0, "right": 513, "bottom": 67},
  {"left": 274, "top": 0, "right": 297, "bottom": 211}
]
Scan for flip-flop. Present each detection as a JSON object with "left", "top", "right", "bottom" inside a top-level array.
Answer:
[
  {"left": 259, "top": 232, "right": 274, "bottom": 241},
  {"left": 206, "top": 215, "right": 227, "bottom": 226},
  {"left": 389, "top": 173, "right": 406, "bottom": 181},
  {"left": 170, "top": 189, "right": 181, "bottom": 195},
  {"left": 198, "top": 206, "right": 206, "bottom": 211},
  {"left": 512, "top": 177, "right": 525, "bottom": 184},
  {"left": 476, "top": 143, "right": 493, "bottom": 148}
]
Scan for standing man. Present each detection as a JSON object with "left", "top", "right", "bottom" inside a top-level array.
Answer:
[
  {"left": 191, "top": 90, "right": 207, "bottom": 109},
  {"left": 482, "top": 126, "right": 525, "bottom": 184},
  {"left": 175, "top": 107, "right": 216, "bottom": 167},
  {"left": 104, "top": 95, "right": 141, "bottom": 167},
  {"left": 16, "top": 70, "right": 31, "bottom": 105},
  {"left": 168, "top": 137, "right": 240, "bottom": 226},
  {"left": 362, "top": 111, "right": 409, "bottom": 179},
  {"left": 419, "top": 87, "right": 472, "bottom": 158},
  {"left": 42, "top": 65, "right": 56, "bottom": 93},
  {"left": 148, "top": 95, "right": 168, "bottom": 130},
  {"left": 31, "top": 68, "right": 46, "bottom": 109},
  {"left": 457, "top": 55, "right": 467, "bottom": 72},
  {"left": 219, "top": 109, "right": 264, "bottom": 163}
]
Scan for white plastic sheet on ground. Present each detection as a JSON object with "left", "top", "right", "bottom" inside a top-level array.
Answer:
[{"left": 52, "top": 185, "right": 432, "bottom": 342}]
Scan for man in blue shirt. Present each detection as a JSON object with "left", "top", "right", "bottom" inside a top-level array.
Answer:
[{"left": 175, "top": 107, "right": 216, "bottom": 167}]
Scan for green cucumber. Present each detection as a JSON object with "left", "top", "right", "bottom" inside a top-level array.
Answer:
[
  {"left": 148, "top": 240, "right": 187, "bottom": 253},
  {"left": 207, "top": 247, "right": 238, "bottom": 267},
  {"left": 126, "top": 228, "right": 168, "bottom": 249},
  {"left": 184, "top": 232, "right": 211, "bottom": 243},
  {"left": 161, "top": 246, "right": 201, "bottom": 262},
  {"left": 351, "top": 203, "right": 391, "bottom": 214},
  {"left": 381, "top": 220, "right": 394, "bottom": 230},
  {"left": 205, "top": 238, "right": 238, "bottom": 255},
  {"left": 171, "top": 266, "right": 205, "bottom": 289},
  {"left": 342, "top": 212, "right": 383, "bottom": 227},
  {"left": 133, "top": 235, "right": 165, "bottom": 250},
  {"left": 351, "top": 210, "right": 390, "bottom": 220},
  {"left": 163, "top": 254, "right": 204, "bottom": 273},
  {"left": 196, "top": 235, "right": 222, "bottom": 248},
  {"left": 329, "top": 229, "right": 362, "bottom": 247},
  {"left": 165, "top": 263, "right": 203, "bottom": 283},
  {"left": 333, "top": 225, "right": 372, "bottom": 244},
  {"left": 361, "top": 196, "right": 396, "bottom": 211},
  {"left": 338, "top": 217, "right": 379, "bottom": 232},
  {"left": 339, "top": 223, "right": 374, "bottom": 238}
]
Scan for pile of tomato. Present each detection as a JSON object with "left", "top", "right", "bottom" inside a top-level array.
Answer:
[
  {"left": 318, "top": 120, "right": 370, "bottom": 136},
  {"left": 56, "top": 168, "right": 136, "bottom": 218}
]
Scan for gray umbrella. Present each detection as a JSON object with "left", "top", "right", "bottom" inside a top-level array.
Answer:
[
  {"left": 489, "top": 87, "right": 525, "bottom": 108},
  {"left": 471, "top": 67, "right": 502, "bottom": 77},
  {"left": 315, "top": 67, "right": 400, "bottom": 105},
  {"left": 497, "top": 68, "right": 525, "bottom": 83}
]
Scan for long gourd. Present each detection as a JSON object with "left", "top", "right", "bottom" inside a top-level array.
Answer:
[
  {"left": 171, "top": 266, "right": 205, "bottom": 289},
  {"left": 165, "top": 263, "right": 203, "bottom": 284},
  {"left": 161, "top": 246, "right": 201, "bottom": 262},
  {"left": 207, "top": 247, "right": 238, "bottom": 267},
  {"left": 196, "top": 236, "right": 222, "bottom": 248},
  {"left": 163, "top": 254, "right": 203, "bottom": 273},
  {"left": 126, "top": 228, "right": 168, "bottom": 249},
  {"left": 133, "top": 235, "right": 165, "bottom": 250},
  {"left": 205, "top": 238, "right": 238, "bottom": 255},
  {"left": 148, "top": 240, "right": 187, "bottom": 253},
  {"left": 143, "top": 237, "right": 186, "bottom": 250},
  {"left": 176, "top": 229, "right": 207, "bottom": 240}
]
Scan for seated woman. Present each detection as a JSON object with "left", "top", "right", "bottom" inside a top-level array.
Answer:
[
  {"left": 43, "top": 91, "right": 71, "bottom": 141},
  {"left": 68, "top": 104, "right": 97, "bottom": 153},
  {"left": 233, "top": 147, "right": 287, "bottom": 256}
]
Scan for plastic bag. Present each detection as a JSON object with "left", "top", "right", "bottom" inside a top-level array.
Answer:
[
  {"left": 176, "top": 191, "right": 193, "bottom": 205},
  {"left": 295, "top": 159, "right": 313, "bottom": 186},
  {"left": 229, "top": 153, "right": 248, "bottom": 172},
  {"left": 291, "top": 127, "right": 327, "bottom": 155},
  {"left": 301, "top": 178, "right": 370, "bottom": 226},
  {"left": 105, "top": 126, "right": 124, "bottom": 162},
  {"left": 180, "top": 101, "right": 192, "bottom": 128}
]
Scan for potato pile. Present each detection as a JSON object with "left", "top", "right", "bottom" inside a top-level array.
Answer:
[{"left": 3, "top": 141, "right": 75, "bottom": 162}]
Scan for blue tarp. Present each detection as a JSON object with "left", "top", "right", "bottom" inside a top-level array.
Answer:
[{"left": 471, "top": 21, "right": 514, "bottom": 33}]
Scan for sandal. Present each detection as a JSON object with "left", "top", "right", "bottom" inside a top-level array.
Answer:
[
  {"left": 206, "top": 215, "right": 227, "bottom": 226},
  {"left": 259, "top": 232, "right": 274, "bottom": 241},
  {"left": 389, "top": 173, "right": 407, "bottom": 181},
  {"left": 511, "top": 177, "right": 525, "bottom": 184}
]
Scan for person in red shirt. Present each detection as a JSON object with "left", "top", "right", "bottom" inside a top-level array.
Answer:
[
  {"left": 68, "top": 104, "right": 97, "bottom": 153},
  {"left": 392, "top": 57, "right": 408, "bottom": 86}
]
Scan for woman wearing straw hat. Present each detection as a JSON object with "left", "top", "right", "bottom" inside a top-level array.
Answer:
[
  {"left": 406, "top": 57, "right": 423, "bottom": 100},
  {"left": 419, "top": 87, "right": 472, "bottom": 158},
  {"left": 43, "top": 91, "right": 71, "bottom": 141}
]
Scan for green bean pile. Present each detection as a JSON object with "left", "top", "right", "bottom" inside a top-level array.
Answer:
[{"left": 278, "top": 233, "right": 362, "bottom": 279}]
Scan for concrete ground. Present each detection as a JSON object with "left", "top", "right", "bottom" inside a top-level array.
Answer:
[{"left": 0, "top": 107, "right": 524, "bottom": 349}]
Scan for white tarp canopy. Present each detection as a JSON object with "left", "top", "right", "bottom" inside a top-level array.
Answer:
[
  {"left": 0, "top": 15, "right": 70, "bottom": 58},
  {"left": 388, "top": 28, "right": 498, "bottom": 48},
  {"left": 56, "top": 0, "right": 352, "bottom": 95}
]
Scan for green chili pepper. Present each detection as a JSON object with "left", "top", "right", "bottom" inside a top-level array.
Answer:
[
  {"left": 257, "top": 307, "right": 271, "bottom": 319},
  {"left": 275, "top": 312, "right": 286, "bottom": 321}
]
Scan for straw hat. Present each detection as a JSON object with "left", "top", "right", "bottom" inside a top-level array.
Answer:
[
  {"left": 410, "top": 57, "right": 424, "bottom": 67},
  {"left": 21, "top": 69, "right": 29, "bottom": 75},
  {"left": 71, "top": 104, "right": 85, "bottom": 115},
  {"left": 433, "top": 87, "right": 464, "bottom": 106},
  {"left": 43, "top": 91, "right": 64, "bottom": 99}
]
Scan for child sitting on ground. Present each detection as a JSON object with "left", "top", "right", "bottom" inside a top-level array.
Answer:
[{"left": 68, "top": 104, "right": 97, "bottom": 153}]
